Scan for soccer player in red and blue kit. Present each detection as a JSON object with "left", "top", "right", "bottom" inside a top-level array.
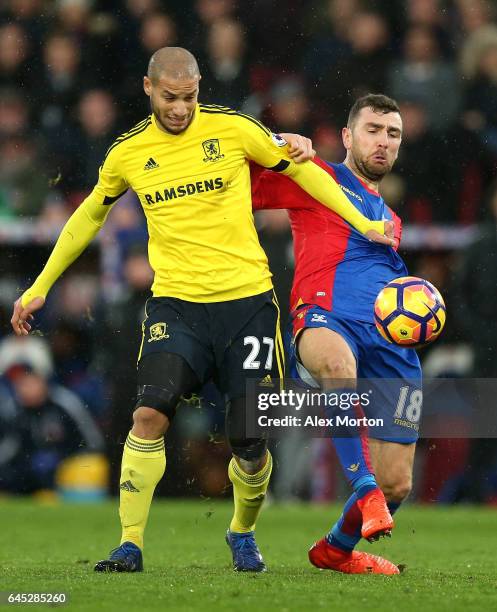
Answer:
[{"left": 251, "top": 94, "right": 421, "bottom": 575}]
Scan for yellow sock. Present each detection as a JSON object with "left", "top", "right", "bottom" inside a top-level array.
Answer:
[
  {"left": 119, "top": 432, "right": 166, "bottom": 550},
  {"left": 228, "top": 451, "right": 273, "bottom": 533}
]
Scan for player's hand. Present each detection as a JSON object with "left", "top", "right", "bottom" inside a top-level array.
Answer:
[
  {"left": 11, "top": 296, "right": 45, "bottom": 336},
  {"left": 280, "top": 133, "right": 316, "bottom": 163},
  {"left": 365, "top": 220, "right": 397, "bottom": 248}
]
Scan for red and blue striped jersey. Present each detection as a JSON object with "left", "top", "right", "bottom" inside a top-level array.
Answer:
[{"left": 251, "top": 157, "right": 407, "bottom": 323}]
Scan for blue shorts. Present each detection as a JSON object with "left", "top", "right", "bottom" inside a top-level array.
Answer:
[{"left": 288, "top": 305, "right": 422, "bottom": 443}]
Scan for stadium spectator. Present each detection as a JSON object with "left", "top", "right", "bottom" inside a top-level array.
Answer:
[
  {"left": 301, "top": 0, "right": 357, "bottom": 82},
  {"left": 450, "top": 188, "right": 497, "bottom": 502},
  {"left": 461, "top": 29, "right": 497, "bottom": 158},
  {"left": 239, "top": 0, "right": 307, "bottom": 69},
  {"left": 49, "top": 318, "right": 108, "bottom": 420},
  {"left": 190, "top": 0, "right": 237, "bottom": 55},
  {"left": 0, "top": 87, "right": 31, "bottom": 137},
  {"left": 402, "top": 0, "right": 452, "bottom": 56},
  {"left": 200, "top": 18, "right": 250, "bottom": 108},
  {"left": 119, "top": 12, "right": 178, "bottom": 123},
  {"left": 0, "top": 134, "right": 50, "bottom": 218},
  {"left": 388, "top": 25, "right": 461, "bottom": 132},
  {"left": 451, "top": 184, "right": 497, "bottom": 376},
  {"left": 389, "top": 98, "right": 453, "bottom": 223},
  {"left": 315, "top": 11, "right": 391, "bottom": 126},
  {"left": 455, "top": 0, "right": 496, "bottom": 36},
  {"left": 71, "top": 89, "right": 120, "bottom": 191},
  {"left": 139, "top": 11, "right": 177, "bottom": 53},
  {"left": 0, "top": 22, "right": 32, "bottom": 91},
  {"left": 36, "top": 32, "right": 85, "bottom": 133},
  {"left": 0, "top": 335, "right": 104, "bottom": 494},
  {"left": 267, "top": 76, "right": 313, "bottom": 136},
  {"left": 4, "top": 0, "right": 49, "bottom": 47}
]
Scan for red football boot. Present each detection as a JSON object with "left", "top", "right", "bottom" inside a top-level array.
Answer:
[
  {"left": 357, "top": 488, "right": 394, "bottom": 542},
  {"left": 308, "top": 538, "right": 399, "bottom": 575}
]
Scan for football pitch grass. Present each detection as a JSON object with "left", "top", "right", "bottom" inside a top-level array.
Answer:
[{"left": 1, "top": 499, "right": 496, "bottom": 611}]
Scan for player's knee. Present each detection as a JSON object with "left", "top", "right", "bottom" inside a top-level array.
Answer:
[
  {"left": 380, "top": 475, "right": 412, "bottom": 503},
  {"left": 229, "top": 437, "right": 268, "bottom": 465},
  {"left": 132, "top": 406, "right": 169, "bottom": 438},
  {"left": 135, "top": 382, "right": 179, "bottom": 421},
  {"left": 317, "top": 355, "right": 356, "bottom": 382}
]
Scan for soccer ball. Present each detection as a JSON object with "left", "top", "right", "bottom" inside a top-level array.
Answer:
[{"left": 374, "top": 276, "right": 446, "bottom": 347}]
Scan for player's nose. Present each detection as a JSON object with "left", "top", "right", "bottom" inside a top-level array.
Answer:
[{"left": 171, "top": 101, "right": 187, "bottom": 117}]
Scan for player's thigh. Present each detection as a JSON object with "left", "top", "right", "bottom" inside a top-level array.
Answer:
[
  {"left": 219, "top": 291, "right": 283, "bottom": 401},
  {"left": 139, "top": 297, "right": 214, "bottom": 384},
  {"left": 368, "top": 438, "right": 416, "bottom": 497},
  {"left": 298, "top": 327, "right": 357, "bottom": 388},
  {"left": 358, "top": 324, "right": 422, "bottom": 441},
  {"left": 137, "top": 297, "right": 212, "bottom": 420}
]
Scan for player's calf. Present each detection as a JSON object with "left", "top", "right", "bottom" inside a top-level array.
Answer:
[
  {"left": 377, "top": 475, "right": 412, "bottom": 504},
  {"left": 226, "top": 400, "right": 272, "bottom": 570}
]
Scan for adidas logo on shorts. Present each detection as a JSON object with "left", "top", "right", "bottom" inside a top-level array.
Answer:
[{"left": 259, "top": 374, "right": 274, "bottom": 387}]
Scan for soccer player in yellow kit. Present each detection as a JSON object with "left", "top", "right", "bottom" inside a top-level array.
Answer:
[{"left": 11, "top": 47, "right": 394, "bottom": 573}]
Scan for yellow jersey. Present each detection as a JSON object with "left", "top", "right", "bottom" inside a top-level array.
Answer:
[{"left": 95, "top": 105, "right": 292, "bottom": 301}]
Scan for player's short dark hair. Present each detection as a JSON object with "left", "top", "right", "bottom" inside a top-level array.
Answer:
[{"left": 347, "top": 94, "right": 400, "bottom": 128}]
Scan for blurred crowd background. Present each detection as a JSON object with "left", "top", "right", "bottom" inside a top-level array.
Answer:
[{"left": 1, "top": 0, "right": 497, "bottom": 505}]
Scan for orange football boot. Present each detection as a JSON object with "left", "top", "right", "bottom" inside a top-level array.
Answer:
[
  {"left": 308, "top": 538, "right": 399, "bottom": 575},
  {"left": 357, "top": 488, "right": 394, "bottom": 542}
]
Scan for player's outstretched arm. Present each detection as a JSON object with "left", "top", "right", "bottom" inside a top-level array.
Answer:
[
  {"left": 11, "top": 193, "right": 116, "bottom": 336},
  {"left": 238, "top": 118, "right": 394, "bottom": 246},
  {"left": 284, "top": 160, "right": 395, "bottom": 246},
  {"left": 11, "top": 143, "right": 128, "bottom": 336}
]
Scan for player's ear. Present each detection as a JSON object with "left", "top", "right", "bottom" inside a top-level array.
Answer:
[
  {"left": 342, "top": 126, "right": 352, "bottom": 150},
  {"left": 143, "top": 76, "right": 152, "bottom": 97}
]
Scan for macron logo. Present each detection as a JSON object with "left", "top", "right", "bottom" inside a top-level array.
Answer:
[{"left": 340, "top": 185, "right": 363, "bottom": 202}]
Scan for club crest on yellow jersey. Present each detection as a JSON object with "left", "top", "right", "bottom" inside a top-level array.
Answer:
[
  {"left": 202, "top": 139, "right": 224, "bottom": 162},
  {"left": 148, "top": 322, "right": 169, "bottom": 342}
]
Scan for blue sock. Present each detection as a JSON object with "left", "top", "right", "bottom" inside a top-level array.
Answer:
[
  {"left": 327, "top": 389, "right": 378, "bottom": 498},
  {"left": 332, "top": 438, "right": 378, "bottom": 498},
  {"left": 326, "top": 492, "right": 362, "bottom": 552}
]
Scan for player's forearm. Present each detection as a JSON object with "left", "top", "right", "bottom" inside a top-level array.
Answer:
[
  {"left": 21, "top": 197, "right": 107, "bottom": 307},
  {"left": 284, "top": 161, "right": 384, "bottom": 235}
]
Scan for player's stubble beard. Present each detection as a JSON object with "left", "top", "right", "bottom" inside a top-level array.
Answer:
[
  {"left": 150, "top": 99, "right": 195, "bottom": 135},
  {"left": 351, "top": 150, "right": 393, "bottom": 184}
]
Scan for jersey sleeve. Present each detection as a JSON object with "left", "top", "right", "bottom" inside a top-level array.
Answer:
[
  {"left": 90, "top": 145, "right": 129, "bottom": 206},
  {"left": 251, "top": 157, "right": 335, "bottom": 211},
  {"left": 21, "top": 148, "right": 128, "bottom": 307},
  {"left": 237, "top": 117, "right": 384, "bottom": 236}
]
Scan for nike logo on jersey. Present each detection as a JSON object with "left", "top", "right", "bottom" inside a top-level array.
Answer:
[{"left": 347, "top": 463, "right": 360, "bottom": 472}]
